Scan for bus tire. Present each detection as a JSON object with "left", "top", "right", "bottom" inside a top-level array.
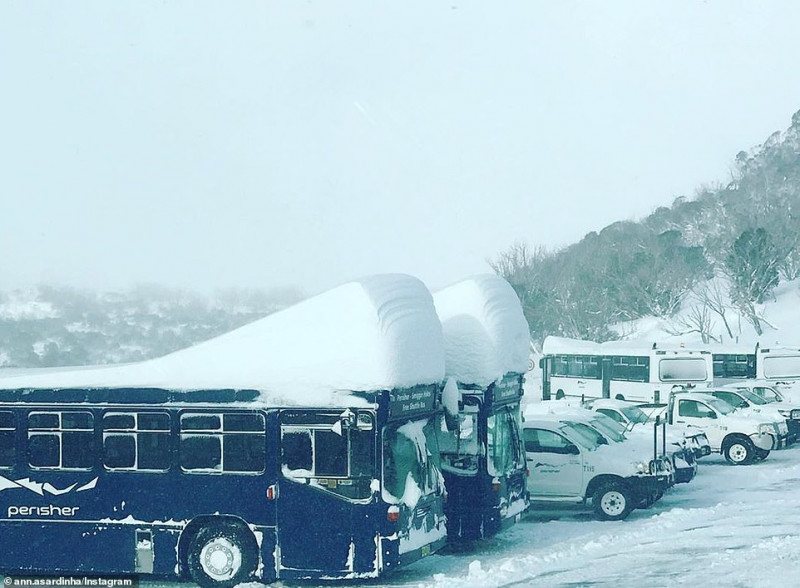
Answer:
[
  {"left": 614, "top": 394, "right": 625, "bottom": 401},
  {"left": 555, "top": 389, "right": 565, "bottom": 400},
  {"left": 592, "top": 482, "right": 633, "bottom": 521},
  {"left": 723, "top": 436, "right": 755, "bottom": 465},
  {"left": 187, "top": 522, "right": 259, "bottom": 588}
]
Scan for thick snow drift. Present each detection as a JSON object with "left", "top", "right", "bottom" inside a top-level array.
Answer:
[
  {"left": 0, "top": 274, "right": 445, "bottom": 406},
  {"left": 434, "top": 275, "right": 530, "bottom": 387}
]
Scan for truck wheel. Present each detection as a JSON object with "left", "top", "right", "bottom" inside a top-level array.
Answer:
[
  {"left": 592, "top": 482, "right": 633, "bottom": 521},
  {"left": 723, "top": 438, "right": 755, "bottom": 465},
  {"left": 187, "top": 523, "right": 259, "bottom": 588}
]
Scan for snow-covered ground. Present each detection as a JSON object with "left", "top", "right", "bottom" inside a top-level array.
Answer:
[
  {"left": 381, "top": 448, "right": 800, "bottom": 587},
  {"left": 141, "top": 447, "right": 800, "bottom": 588}
]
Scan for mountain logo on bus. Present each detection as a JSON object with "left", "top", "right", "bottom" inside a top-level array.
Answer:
[{"left": 0, "top": 475, "right": 98, "bottom": 496}]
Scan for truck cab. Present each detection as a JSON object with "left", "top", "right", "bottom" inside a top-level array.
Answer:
[
  {"left": 523, "top": 416, "right": 672, "bottom": 521},
  {"left": 706, "top": 387, "right": 795, "bottom": 447},
  {"left": 666, "top": 391, "right": 779, "bottom": 465}
]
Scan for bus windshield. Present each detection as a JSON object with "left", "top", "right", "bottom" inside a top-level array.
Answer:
[
  {"left": 383, "top": 417, "right": 443, "bottom": 505},
  {"left": 438, "top": 406, "right": 480, "bottom": 474},
  {"left": 659, "top": 358, "right": 708, "bottom": 382},
  {"left": 763, "top": 356, "right": 800, "bottom": 379},
  {"left": 487, "top": 405, "right": 524, "bottom": 476}
]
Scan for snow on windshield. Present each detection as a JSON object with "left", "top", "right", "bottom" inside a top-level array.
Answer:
[
  {"left": 705, "top": 397, "right": 735, "bottom": 415},
  {"left": 560, "top": 424, "right": 599, "bottom": 451},
  {"left": 763, "top": 355, "right": 800, "bottom": 379},
  {"left": 620, "top": 406, "right": 649, "bottom": 424},
  {"left": 659, "top": 358, "right": 707, "bottom": 382},
  {"left": 383, "top": 418, "right": 443, "bottom": 509}
]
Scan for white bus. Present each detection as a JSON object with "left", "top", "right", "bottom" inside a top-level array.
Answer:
[
  {"left": 756, "top": 345, "right": 800, "bottom": 393},
  {"left": 540, "top": 336, "right": 713, "bottom": 404}
]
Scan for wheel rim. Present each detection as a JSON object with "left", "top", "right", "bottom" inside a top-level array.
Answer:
[
  {"left": 200, "top": 537, "right": 242, "bottom": 581},
  {"left": 729, "top": 443, "right": 748, "bottom": 463},
  {"left": 600, "top": 490, "right": 626, "bottom": 516}
]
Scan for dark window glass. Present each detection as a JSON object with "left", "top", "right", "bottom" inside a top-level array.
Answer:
[
  {"left": 349, "top": 429, "right": 374, "bottom": 478},
  {"left": 180, "top": 435, "right": 221, "bottom": 470},
  {"left": 223, "top": 434, "right": 265, "bottom": 472},
  {"left": 62, "top": 412, "right": 93, "bottom": 430},
  {"left": 29, "top": 413, "right": 59, "bottom": 429},
  {"left": 138, "top": 432, "right": 171, "bottom": 470},
  {"left": 139, "top": 413, "right": 170, "bottom": 431},
  {"left": 62, "top": 431, "right": 94, "bottom": 468},
  {"left": 181, "top": 414, "right": 220, "bottom": 431},
  {"left": 315, "top": 430, "right": 348, "bottom": 477},
  {"left": 0, "top": 431, "right": 14, "bottom": 468},
  {"left": 104, "top": 434, "right": 136, "bottom": 469},
  {"left": 282, "top": 430, "right": 313, "bottom": 472},
  {"left": 224, "top": 413, "right": 264, "bottom": 432},
  {"left": 0, "top": 412, "right": 15, "bottom": 429},
  {"left": 28, "top": 434, "right": 59, "bottom": 467},
  {"left": 103, "top": 414, "right": 135, "bottom": 430}
]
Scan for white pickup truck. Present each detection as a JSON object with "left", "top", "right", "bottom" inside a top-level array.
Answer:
[
  {"left": 704, "top": 387, "right": 795, "bottom": 448},
  {"left": 665, "top": 390, "right": 782, "bottom": 464},
  {"left": 523, "top": 416, "right": 672, "bottom": 521},
  {"left": 587, "top": 398, "right": 710, "bottom": 484},
  {"left": 718, "top": 383, "right": 800, "bottom": 443}
]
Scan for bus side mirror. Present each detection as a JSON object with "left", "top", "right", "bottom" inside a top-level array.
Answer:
[{"left": 538, "top": 358, "right": 545, "bottom": 369}]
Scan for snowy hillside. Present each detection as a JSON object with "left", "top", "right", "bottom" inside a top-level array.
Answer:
[
  {"left": 0, "top": 285, "right": 298, "bottom": 368},
  {"left": 614, "top": 277, "right": 800, "bottom": 348}
]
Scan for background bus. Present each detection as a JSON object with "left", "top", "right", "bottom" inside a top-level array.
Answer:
[
  {"left": 756, "top": 345, "right": 800, "bottom": 395},
  {"left": 540, "top": 337, "right": 714, "bottom": 404}
]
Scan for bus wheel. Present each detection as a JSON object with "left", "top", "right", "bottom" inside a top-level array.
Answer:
[
  {"left": 614, "top": 394, "right": 625, "bottom": 401},
  {"left": 723, "top": 437, "right": 755, "bottom": 465},
  {"left": 555, "top": 389, "right": 565, "bottom": 400},
  {"left": 187, "top": 523, "right": 258, "bottom": 588},
  {"left": 592, "top": 482, "right": 633, "bottom": 521}
]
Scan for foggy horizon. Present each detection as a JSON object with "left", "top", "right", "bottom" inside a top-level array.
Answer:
[{"left": 3, "top": 1, "right": 800, "bottom": 297}]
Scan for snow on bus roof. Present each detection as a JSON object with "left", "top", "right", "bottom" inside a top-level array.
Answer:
[
  {"left": 433, "top": 274, "right": 530, "bottom": 387},
  {"left": 542, "top": 336, "right": 711, "bottom": 357},
  {"left": 0, "top": 274, "right": 445, "bottom": 407}
]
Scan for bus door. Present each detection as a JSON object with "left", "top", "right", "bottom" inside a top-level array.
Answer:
[
  {"left": 540, "top": 357, "right": 552, "bottom": 400},
  {"left": 601, "top": 357, "right": 612, "bottom": 398},
  {"left": 276, "top": 409, "right": 376, "bottom": 576}
]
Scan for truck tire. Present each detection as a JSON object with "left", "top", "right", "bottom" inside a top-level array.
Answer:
[
  {"left": 723, "top": 437, "right": 755, "bottom": 465},
  {"left": 592, "top": 482, "right": 633, "bottom": 521},
  {"left": 187, "top": 522, "right": 259, "bottom": 588}
]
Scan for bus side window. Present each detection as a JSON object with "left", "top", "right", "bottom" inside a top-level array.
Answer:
[
  {"left": 28, "top": 411, "right": 94, "bottom": 470},
  {"left": 103, "top": 412, "right": 171, "bottom": 471},
  {"left": 180, "top": 412, "right": 266, "bottom": 474},
  {"left": 0, "top": 412, "right": 15, "bottom": 468}
]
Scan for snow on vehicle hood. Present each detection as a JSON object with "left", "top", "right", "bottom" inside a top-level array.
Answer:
[
  {"left": 433, "top": 274, "right": 530, "bottom": 387},
  {"left": 0, "top": 274, "right": 446, "bottom": 406}
]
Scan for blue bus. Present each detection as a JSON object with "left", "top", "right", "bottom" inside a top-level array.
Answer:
[
  {"left": 0, "top": 384, "right": 446, "bottom": 586},
  {"left": 438, "top": 374, "right": 528, "bottom": 544}
]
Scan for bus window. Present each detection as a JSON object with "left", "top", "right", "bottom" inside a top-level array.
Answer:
[
  {"left": 763, "top": 356, "right": 800, "bottom": 379},
  {"left": 438, "top": 409, "right": 479, "bottom": 474},
  {"left": 103, "top": 412, "right": 171, "bottom": 471},
  {"left": 282, "top": 420, "right": 375, "bottom": 500},
  {"left": 0, "top": 412, "right": 15, "bottom": 468},
  {"left": 28, "top": 411, "right": 94, "bottom": 470},
  {"left": 658, "top": 358, "right": 707, "bottom": 382},
  {"left": 180, "top": 412, "right": 265, "bottom": 474}
]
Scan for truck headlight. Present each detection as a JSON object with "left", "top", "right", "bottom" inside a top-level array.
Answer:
[
  {"left": 758, "top": 424, "right": 771, "bottom": 435},
  {"left": 636, "top": 462, "right": 649, "bottom": 474}
]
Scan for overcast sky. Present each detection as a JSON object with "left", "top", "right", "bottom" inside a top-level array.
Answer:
[{"left": 2, "top": 1, "right": 800, "bottom": 295}]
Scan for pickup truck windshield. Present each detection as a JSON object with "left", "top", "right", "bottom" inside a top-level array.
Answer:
[
  {"left": 752, "top": 387, "right": 782, "bottom": 403},
  {"left": 560, "top": 424, "right": 600, "bottom": 451},
  {"left": 736, "top": 388, "right": 768, "bottom": 405},
  {"left": 621, "top": 406, "right": 650, "bottom": 424},
  {"left": 705, "top": 397, "right": 735, "bottom": 415},
  {"left": 589, "top": 417, "right": 626, "bottom": 442}
]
